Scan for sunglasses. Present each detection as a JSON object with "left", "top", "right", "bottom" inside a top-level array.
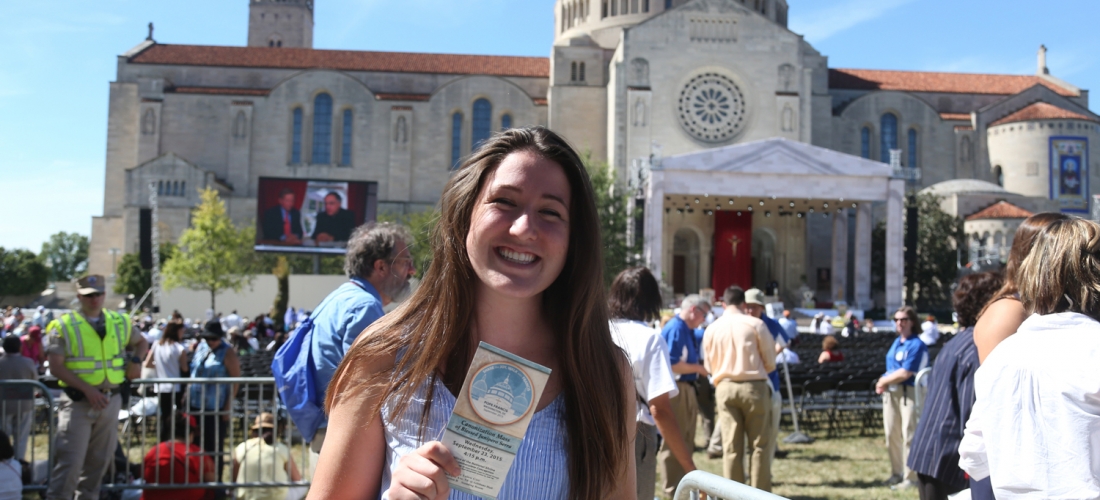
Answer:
[
  {"left": 81, "top": 293, "right": 104, "bottom": 298},
  {"left": 893, "top": 317, "right": 911, "bottom": 323}
]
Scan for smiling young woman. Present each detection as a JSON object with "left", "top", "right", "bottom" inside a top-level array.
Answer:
[{"left": 311, "top": 127, "right": 635, "bottom": 500}]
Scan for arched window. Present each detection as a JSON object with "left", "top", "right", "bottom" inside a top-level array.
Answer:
[
  {"left": 171, "top": 181, "right": 178, "bottom": 197},
  {"left": 643, "top": 0, "right": 650, "bottom": 12},
  {"left": 571, "top": 61, "right": 578, "bottom": 82},
  {"left": 501, "top": 114, "right": 513, "bottom": 130},
  {"left": 291, "top": 107, "right": 303, "bottom": 164},
  {"left": 340, "top": 109, "right": 353, "bottom": 166},
  {"left": 602, "top": 0, "right": 608, "bottom": 18},
  {"left": 451, "top": 112, "right": 463, "bottom": 169},
  {"left": 157, "top": 180, "right": 164, "bottom": 196},
  {"left": 961, "top": 136, "right": 972, "bottom": 162},
  {"left": 993, "top": 165, "right": 1004, "bottom": 187},
  {"left": 179, "top": 181, "right": 186, "bottom": 197},
  {"left": 472, "top": 98, "right": 492, "bottom": 150},
  {"left": 880, "top": 113, "right": 898, "bottom": 163},
  {"left": 579, "top": 62, "right": 586, "bottom": 82},
  {"left": 860, "top": 126, "right": 871, "bottom": 159},
  {"left": 907, "top": 128, "right": 918, "bottom": 169},
  {"left": 312, "top": 93, "right": 333, "bottom": 164}
]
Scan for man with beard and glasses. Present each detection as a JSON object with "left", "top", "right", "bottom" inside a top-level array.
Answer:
[{"left": 297, "top": 222, "right": 415, "bottom": 467}]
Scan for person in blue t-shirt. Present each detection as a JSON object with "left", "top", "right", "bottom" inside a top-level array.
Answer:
[
  {"left": 877, "top": 306, "right": 930, "bottom": 490},
  {"left": 300, "top": 223, "right": 415, "bottom": 461},
  {"left": 657, "top": 294, "right": 710, "bottom": 496}
]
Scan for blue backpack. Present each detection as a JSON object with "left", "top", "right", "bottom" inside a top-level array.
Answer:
[{"left": 272, "top": 314, "right": 323, "bottom": 443}]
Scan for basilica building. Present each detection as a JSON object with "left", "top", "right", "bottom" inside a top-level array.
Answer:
[{"left": 89, "top": 0, "right": 1099, "bottom": 313}]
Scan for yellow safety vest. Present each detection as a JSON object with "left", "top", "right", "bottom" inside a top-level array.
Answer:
[{"left": 48, "top": 310, "right": 131, "bottom": 388}]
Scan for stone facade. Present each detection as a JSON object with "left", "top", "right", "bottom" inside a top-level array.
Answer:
[{"left": 88, "top": 0, "right": 1098, "bottom": 311}]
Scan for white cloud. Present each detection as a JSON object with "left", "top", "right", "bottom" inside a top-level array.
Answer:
[{"left": 789, "top": 0, "right": 917, "bottom": 43}]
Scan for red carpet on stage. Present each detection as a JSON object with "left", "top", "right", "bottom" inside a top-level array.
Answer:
[{"left": 712, "top": 211, "right": 753, "bottom": 296}]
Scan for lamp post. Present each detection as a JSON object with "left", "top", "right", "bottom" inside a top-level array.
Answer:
[{"left": 108, "top": 248, "right": 121, "bottom": 278}]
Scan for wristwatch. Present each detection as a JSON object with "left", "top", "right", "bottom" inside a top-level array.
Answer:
[{"left": 130, "top": 356, "right": 142, "bottom": 364}]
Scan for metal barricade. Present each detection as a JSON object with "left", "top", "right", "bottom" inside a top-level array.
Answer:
[
  {"left": 0, "top": 379, "right": 56, "bottom": 494},
  {"left": 102, "top": 377, "right": 310, "bottom": 495},
  {"left": 913, "top": 367, "right": 933, "bottom": 412},
  {"left": 674, "top": 470, "right": 789, "bottom": 500}
]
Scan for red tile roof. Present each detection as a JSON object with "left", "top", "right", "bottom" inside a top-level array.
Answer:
[
  {"left": 131, "top": 44, "right": 550, "bottom": 78},
  {"left": 940, "top": 112, "right": 970, "bottom": 121},
  {"left": 170, "top": 86, "right": 270, "bottom": 96},
  {"left": 830, "top": 68, "right": 1078, "bottom": 97},
  {"left": 966, "top": 201, "right": 1034, "bottom": 221},
  {"left": 989, "top": 102, "right": 1097, "bottom": 126}
]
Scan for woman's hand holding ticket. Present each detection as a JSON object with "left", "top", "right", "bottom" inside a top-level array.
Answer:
[{"left": 385, "top": 441, "right": 461, "bottom": 500}]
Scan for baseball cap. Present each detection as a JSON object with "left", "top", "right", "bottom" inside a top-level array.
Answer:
[
  {"left": 744, "top": 288, "right": 766, "bottom": 306},
  {"left": 75, "top": 275, "right": 106, "bottom": 296}
]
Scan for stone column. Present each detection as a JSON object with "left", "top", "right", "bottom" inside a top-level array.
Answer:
[
  {"left": 885, "top": 179, "right": 906, "bottom": 313},
  {"left": 644, "top": 170, "right": 665, "bottom": 283},
  {"left": 831, "top": 209, "right": 848, "bottom": 305},
  {"left": 854, "top": 202, "right": 873, "bottom": 310}
]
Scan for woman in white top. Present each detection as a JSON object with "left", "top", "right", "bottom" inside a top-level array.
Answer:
[
  {"left": 144, "top": 321, "right": 190, "bottom": 443},
  {"left": 959, "top": 217, "right": 1100, "bottom": 499},
  {"left": 607, "top": 266, "right": 695, "bottom": 500}
]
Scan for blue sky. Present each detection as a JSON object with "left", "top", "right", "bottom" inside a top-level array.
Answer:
[{"left": 2, "top": 0, "right": 1097, "bottom": 253}]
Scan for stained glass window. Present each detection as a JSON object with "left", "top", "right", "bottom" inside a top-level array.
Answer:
[
  {"left": 472, "top": 98, "right": 492, "bottom": 150},
  {"left": 312, "top": 93, "right": 333, "bottom": 164},
  {"left": 291, "top": 107, "right": 303, "bottom": 164},
  {"left": 451, "top": 112, "right": 462, "bottom": 169},
  {"left": 880, "top": 113, "right": 898, "bottom": 164},
  {"left": 341, "top": 109, "right": 352, "bottom": 166}
]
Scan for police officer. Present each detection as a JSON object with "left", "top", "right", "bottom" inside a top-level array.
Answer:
[{"left": 45, "top": 275, "right": 148, "bottom": 500}]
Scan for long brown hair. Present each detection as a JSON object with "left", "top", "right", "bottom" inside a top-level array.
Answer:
[
  {"left": 979, "top": 212, "right": 1070, "bottom": 318},
  {"left": 1017, "top": 217, "right": 1100, "bottom": 321},
  {"left": 326, "top": 127, "right": 628, "bottom": 499}
]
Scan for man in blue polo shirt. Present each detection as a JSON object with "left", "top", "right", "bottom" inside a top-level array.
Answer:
[
  {"left": 298, "top": 223, "right": 415, "bottom": 468},
  {"left": 658, "top": 294, "right": 711, "bottom": 496},
  {"left": 876, "top": 306, "right": 930, "bottom": 490}
]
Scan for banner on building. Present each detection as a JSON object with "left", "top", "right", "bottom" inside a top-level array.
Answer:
[
  {"left": 255, "top": 177, "right": 378, "bottom": 254},
  {"left": 1049, "top": 136, "right": 1089, "bottom": 212},
  {"left": 711, "top": 211, "right": 753, "bottom": 297}
]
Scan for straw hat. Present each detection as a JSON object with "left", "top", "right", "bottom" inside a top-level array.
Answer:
[{"left": 250, "top": 412, "right": 276, "bottom": 430}]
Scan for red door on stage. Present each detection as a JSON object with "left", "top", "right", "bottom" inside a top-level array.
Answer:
[{"left": 712, "top": 211, "right": 753, "bottom": 296}]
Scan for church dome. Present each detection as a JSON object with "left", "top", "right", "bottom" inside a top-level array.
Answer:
[{"left": 920, "top": 179, "right": 1007, "bottom": 197}]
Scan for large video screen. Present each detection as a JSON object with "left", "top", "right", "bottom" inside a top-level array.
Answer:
[{"left": 255, "top": 177, "right": 378, "bottom": 254}]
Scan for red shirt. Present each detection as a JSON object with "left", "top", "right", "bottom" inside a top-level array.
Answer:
[{"left": 142, "top": 442, "right": 214, "bottom": 500}]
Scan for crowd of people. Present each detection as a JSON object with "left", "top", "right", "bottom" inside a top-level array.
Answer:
[{"left": 2, "top": 126, "right": 1100, "bottom": 500}]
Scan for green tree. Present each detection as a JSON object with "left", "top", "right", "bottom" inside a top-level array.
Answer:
[
  {"left": 40, "top": 232, "right": 89, "bottom": 281},
  {"left": 584, "top": 156, "right": 639, "bottom": 286},
  {"left": 113, "top": 243, "right": 176, "bottom": 298},
  {"left": 908, "top": 192, "right": 963, "bottom": 309},
  {"left": 0, "top": 248, "right": 49, "bottom": 302},
  {"left": 379, "top": 209, "right": 438, "bottom": 279},
  {"left": 869, "top": 192, "right": 962, "bottom": 310},
  {"left": 162, "top": 188, "right": 256, "bottom": 310}
]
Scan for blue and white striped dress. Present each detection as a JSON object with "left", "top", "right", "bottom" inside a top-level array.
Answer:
[{"left": 379, "top": 375, "right": 569, "bottom": 499}]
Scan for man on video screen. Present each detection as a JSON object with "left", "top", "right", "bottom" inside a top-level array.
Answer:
[
  {"left": 312, "top": 191, "right": 356, "bottom": 242},
  {"left": 262, "top": 188, "right": 303, "bottom": 244}
]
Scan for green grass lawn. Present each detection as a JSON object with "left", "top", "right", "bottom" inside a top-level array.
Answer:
[{"left": 657, "top": 422, "right": 921, "bottom": 500}]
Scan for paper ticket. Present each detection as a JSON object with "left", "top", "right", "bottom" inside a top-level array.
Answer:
[{"left": 441, "top": 342, "right": 551, "bottom": 499}]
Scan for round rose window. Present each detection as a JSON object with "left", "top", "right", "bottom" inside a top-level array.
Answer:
[{"left": 677, "top": 72, "right": 747, "bottom": 142}]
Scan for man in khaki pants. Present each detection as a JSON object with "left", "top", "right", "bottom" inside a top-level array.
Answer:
[
  {"left": 702, "top": 286, "right": 777, "bottom": 491},
  {"left": 46, "top": 275, "right": 147, "bottom": 500},
  {"left": 657, "top": 295, "right": 710, "bottom": 495}
]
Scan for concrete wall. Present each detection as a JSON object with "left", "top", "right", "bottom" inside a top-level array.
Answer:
[{"left": 161, "top": 274, "right": 346, "bottom": 320}]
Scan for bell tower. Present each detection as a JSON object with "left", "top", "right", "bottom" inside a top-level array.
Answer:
[{"left": 248, "top": 0, "right": 314, "bottom": 48}]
